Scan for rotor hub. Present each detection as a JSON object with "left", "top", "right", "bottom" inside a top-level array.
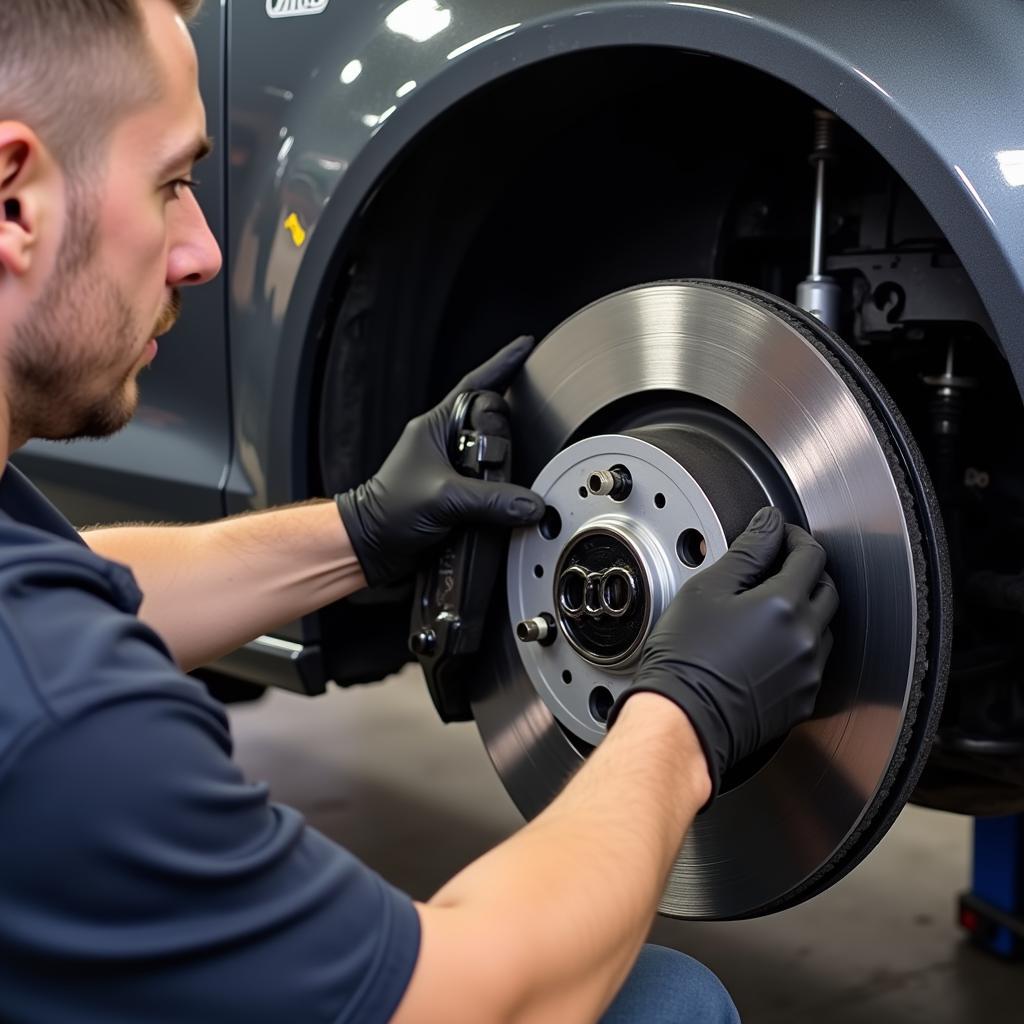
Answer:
[{"left": 509, "top": 427, "right": 767, "bottom": 745}]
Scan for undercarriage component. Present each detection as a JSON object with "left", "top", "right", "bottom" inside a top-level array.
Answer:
[
  {"left": 796, "top": 110, "right": 841, "bottom": 328},
  {"left": 471, "top": 280, "right": 951, "bottom": 919}
]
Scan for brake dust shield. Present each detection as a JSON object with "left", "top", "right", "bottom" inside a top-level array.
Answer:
[{"left": 470, "top": 280, "right": 951, "bottom": 919}]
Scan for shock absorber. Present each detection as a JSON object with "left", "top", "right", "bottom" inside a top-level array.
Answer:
[
  {"left": 923, "top": 339, "right": 976, "bottom": 588},
  {"left": 923, "top": 339, "right": 976, "bottom": 505},
  {"left": 796, "top": 109, "right": 842, "bottom": 329}
]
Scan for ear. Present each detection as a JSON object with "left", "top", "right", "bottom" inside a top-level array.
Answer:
[{"left": 0, "top": 122, "right": 56, "bottom": 279}]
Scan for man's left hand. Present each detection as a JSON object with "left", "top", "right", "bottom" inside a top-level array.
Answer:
[{"left": 336, "top": 335, "right": 545, "bottom": 588}]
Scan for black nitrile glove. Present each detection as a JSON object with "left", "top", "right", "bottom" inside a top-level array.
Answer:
[
  {"left": 336, "top": 336, "right": 545, "bottom": 587},
  {"left": 608, "top": 507, "right": 838, "bottom": 802}
]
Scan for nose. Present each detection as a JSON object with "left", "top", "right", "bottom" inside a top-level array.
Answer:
[{"left": 166, "top": 188, "right": 223, "bottom": 287}]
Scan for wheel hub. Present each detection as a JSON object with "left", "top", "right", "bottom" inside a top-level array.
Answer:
[{"left": 509, "top": 428, "right": 767, "bottom": 745}]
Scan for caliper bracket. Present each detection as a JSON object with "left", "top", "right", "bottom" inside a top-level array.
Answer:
[{"left": 408, "top": 391, "right": 513, "bottom": 722}]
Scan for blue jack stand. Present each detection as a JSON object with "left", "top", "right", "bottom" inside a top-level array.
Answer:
[{"left": 959, "top": 814, "right": 1024, "bottom": 958}]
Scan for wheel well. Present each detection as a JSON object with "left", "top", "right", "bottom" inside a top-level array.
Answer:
[
  {"left": 316, "top": 45, "right": 1002, "bottom": 482},
  {"left": 314, "top": 47, "right": 1024, "bottom": 812},
  {"left": 316, "top": 48, "right": 794, "bottom": 491}
]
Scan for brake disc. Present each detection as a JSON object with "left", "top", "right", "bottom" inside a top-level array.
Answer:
[{"left": 471, "top": 280, "right": 951, "bottom": 920}]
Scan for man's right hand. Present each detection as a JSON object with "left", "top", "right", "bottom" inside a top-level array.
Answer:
[{"left": 609, "top": 506, "right": 839, "bottom": 802}]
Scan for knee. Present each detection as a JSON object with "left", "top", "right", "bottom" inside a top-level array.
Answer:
[{"left": 613, "top": 944, "right": 740, "bottom": 1024}]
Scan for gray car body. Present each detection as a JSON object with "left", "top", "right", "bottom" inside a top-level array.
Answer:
[{"left": 16, "top": 0, "right": 1024, "bottom": 669}]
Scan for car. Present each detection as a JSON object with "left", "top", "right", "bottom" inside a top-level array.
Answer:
[{"left": 17, "top": 0, "right": 1024, "bottom": 919}]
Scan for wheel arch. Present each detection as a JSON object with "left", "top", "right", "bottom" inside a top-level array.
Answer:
[{"left": 228, "top": 1, "right": 1024, "bottom": 510}]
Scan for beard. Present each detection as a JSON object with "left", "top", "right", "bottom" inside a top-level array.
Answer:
[{"left": 8, "top": 196, "right": 180, "bottom": 444}]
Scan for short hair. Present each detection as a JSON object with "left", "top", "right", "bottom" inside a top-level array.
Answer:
[{"left": 0, "top": 0, "right": 204, "bottom": 174}]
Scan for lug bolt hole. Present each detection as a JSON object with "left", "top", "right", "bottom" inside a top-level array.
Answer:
[
  {"left": 677, "top": 529, "right": 707, "bottom": 568},
  {"left": 562, "top": 670, "right": 573, "bottom": 684},
  {"left": 533, "top": 564, "right": 544, "bottom": 578},
  {"left": 539, "top": 506, "right": 562, "bottom": 540},
  {"left": 589, "top": 685, "right": 614, "bottom": 724},
  {"left": 654, "top": 492, "right": 666, "bottom": 509}
]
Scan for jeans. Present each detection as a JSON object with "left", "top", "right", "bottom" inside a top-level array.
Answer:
[{"left": 600, "top": 944, "right": 741, "bottom": 1023}]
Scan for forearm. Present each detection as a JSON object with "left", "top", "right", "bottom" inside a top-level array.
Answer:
[
  {"left": 83, "top": 501, "right": 366, "bottom": 671},
  {"left": 396, "top": 693, "right": 711, "bottom": 1024}
]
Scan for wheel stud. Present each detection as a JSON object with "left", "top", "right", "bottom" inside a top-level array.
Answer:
[
  {"left": 516, "top": 614, "right": 556, "bottom": 645},
  {"left": 587, "top": 465, "right": 632, "bottom": 501}
]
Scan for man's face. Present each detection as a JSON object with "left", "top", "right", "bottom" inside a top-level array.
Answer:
[{"left": 8, "top": 0, "right": 221, "bottom": 443}]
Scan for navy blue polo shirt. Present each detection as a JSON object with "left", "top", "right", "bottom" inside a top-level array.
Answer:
[{"left": 0, "top": 465, "right": 419, "bottom": 1023}]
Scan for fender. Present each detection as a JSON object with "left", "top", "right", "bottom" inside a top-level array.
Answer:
[{"left": 223, "top": 0, "right": 1024, "bottom": 512}]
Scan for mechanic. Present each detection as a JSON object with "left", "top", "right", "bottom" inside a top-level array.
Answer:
[{"left": 0, "top": 1, "right": 837, "bottom": 1021}]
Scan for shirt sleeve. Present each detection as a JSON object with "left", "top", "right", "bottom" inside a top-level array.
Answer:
[{"left": 0, "top": 556, "right": 420, "bottom": 1024}]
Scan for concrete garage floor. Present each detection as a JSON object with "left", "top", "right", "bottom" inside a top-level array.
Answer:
[{"left": 228, "top": 666, "right": 1023, "bottom": 1023}]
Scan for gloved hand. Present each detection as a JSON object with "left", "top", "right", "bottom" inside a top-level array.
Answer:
[
  {"left": 336, "top": 336, "right": 545, "bottom": 587},
  {"left": 608, "top": 506, "right": 838, "bottom": 803}
]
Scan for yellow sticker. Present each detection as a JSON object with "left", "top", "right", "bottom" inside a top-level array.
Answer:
[{"left": 283, "top": 212, "right": 307, "bottom": 248}]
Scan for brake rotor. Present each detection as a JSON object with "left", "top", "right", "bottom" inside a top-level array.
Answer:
[{"left": 471, "top": 280, "right": 951, "bottom": 919}]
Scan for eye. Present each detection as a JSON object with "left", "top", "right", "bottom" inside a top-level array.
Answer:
[{"left": 165, "top": 178, "right": 200, "bottom": 199}]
